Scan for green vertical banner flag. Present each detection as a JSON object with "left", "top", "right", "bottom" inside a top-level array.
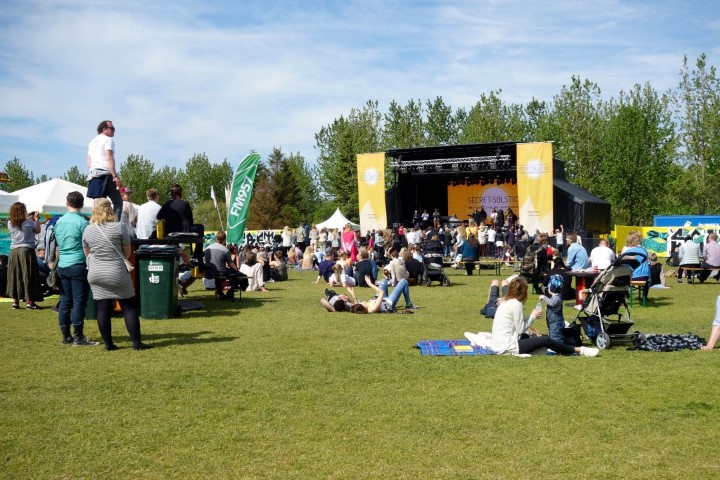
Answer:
[{"left": 226, "top": 153, "right": 261, "bottom": 244}]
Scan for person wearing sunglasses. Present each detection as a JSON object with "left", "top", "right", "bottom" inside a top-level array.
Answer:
[{"left": 86, "top": 120, "right": 123, "bottom": 221}]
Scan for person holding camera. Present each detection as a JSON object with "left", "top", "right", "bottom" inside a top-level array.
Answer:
[{"left": 7, "top": 202, "right": 45, "bottom": 309}]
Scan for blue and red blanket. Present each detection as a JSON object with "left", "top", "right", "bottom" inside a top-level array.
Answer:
[{"left": 416, "top": 339, "right": 495, "bottom": 356}]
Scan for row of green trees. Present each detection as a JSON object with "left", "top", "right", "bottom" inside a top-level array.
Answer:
[
  {"left": 316, "top": 54, "right": 720, "bottom": 225},
  {"left": 4, "top": 54, "right": 718, "bottom": 229}
]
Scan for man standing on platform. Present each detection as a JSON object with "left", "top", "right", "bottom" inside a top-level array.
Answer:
[{"left": 86, "top": 120, "right": 123, "bottom": 221}]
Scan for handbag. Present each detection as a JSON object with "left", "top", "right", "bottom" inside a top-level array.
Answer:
[{"left": 94, "top": 223, "right": 134, "bottom": 272}]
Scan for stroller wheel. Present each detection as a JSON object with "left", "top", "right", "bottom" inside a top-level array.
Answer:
[
  {"left": 442, "top": 276, "right": 450, "bottom": 287},
  {"left": 424, "top": 277, "right": 432, "bottom": 287},
  {"left": 595, "top": 332, "right": 611, "bottom": 350}
]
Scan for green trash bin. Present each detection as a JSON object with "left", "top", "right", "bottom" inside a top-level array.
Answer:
[{"left": 135, "top": 245, "right": 180, "bottom": 319}]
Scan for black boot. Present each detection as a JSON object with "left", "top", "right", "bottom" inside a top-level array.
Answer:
[{"left": 61, "top": 328, "right": 73, "bottom": 345}]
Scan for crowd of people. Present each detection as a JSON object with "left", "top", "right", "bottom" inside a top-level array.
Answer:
[{"left": 5, "top": 119, "right": 720, "bottom": 355}]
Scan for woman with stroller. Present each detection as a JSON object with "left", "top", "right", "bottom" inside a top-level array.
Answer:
[{"left": 468, "top": 276, "right": 599, "bottom": 357}]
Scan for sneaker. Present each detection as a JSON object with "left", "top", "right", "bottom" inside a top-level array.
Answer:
[
  {"left": 132, "top": 343, "right": 154, "bottom": 351},
  {"left": 11, "top": 303, "right": 19, "bottom": 309},
  {"left": 405, "top": 305, "right": 420, "bottom": 310},
  {"left": 61, "top": 335, "right": 74, "bottom": 345},
  {"left": 105, "top": 344, "right": 119, "bottom": 351},
  {"left": 72, "top": 335, "right": 100, "bottom": 346},
  {"left": 26, "top": 303, "right": 39, "bottom": 310},
  {"left": 678, "top": 278, "right": 682, "bottom": 283},
  {"left": 579, "top": 346, "right": 600, "bottom": 357}
]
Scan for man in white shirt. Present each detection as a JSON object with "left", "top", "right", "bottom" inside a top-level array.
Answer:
[
  {"left": 86, "top": 120, "right": 123, "bottom": 221},
  {"left": 589, "top": 238, "right": 616, "bottom": 270},
  {"left": 135, "top": 188, "right": 162, "bottom": 239}
]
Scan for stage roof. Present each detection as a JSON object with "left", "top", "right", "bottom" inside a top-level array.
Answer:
[{"left": 385, "top": 142, "right": 518, "bottom": 162}]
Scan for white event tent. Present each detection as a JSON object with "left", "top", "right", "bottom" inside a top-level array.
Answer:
[
  {"left": 315, "top": 208, "right": 360, "bottom": 231},
  {"left": 12, "top": 178, "right": 95, "bottom": 214}
]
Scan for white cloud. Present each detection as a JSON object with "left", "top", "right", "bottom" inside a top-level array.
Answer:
[{"left": 0, "top": 0, "right": 719, "bottom": 180}]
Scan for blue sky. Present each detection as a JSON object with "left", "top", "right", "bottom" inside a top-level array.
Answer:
[{"left": 0, "top": 0, "right": 718, "bottom": 182}]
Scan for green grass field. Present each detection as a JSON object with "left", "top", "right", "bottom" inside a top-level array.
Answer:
[{"left": 1, "top": 266, "right": 719, "bottom": 479}]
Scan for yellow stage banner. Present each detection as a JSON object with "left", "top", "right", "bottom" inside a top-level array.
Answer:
[
  {"left": 447, "top": 182, "right": 518, "bottom": 221},
  {"left": 516, "top": 142, "right": 553, "bottom": 234},
  {"left": 357, "top": 152, "right": 387, "bottom": 232}
]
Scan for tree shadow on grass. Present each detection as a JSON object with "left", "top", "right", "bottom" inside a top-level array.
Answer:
[{"left": 134, "top": 330, "right": 239, "bottom": 347}]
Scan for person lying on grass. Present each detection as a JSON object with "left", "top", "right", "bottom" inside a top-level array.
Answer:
[
  {"left": 465, "top": 276, "right": 599, "bottom": 357},
  {"left": 320, "top": 275, "right": 419, "bottom": 313}
]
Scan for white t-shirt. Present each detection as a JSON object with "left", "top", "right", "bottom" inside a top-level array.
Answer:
[
  {"left": 87, "top": 134, "right": 115, "bottom": 171},
  {"left": 487, "top": 228, "right": 496, "bottom": 243},
  {"left": 135, "top": 201, "right": 161, "bottom": 239},
  {"left": 590, "top": 245, "right": 616, "bottom": 270}
]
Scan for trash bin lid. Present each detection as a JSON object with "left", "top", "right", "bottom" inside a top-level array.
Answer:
[{"left": 135, "top": 244, "right": 179, "bottom": 256}]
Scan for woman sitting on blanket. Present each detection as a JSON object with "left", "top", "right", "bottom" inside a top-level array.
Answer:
[{"left": 465, "top": 276, "right": 599, "bottom": 357}]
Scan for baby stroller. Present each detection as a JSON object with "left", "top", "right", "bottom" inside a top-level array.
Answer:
[
  {"left": 571, "top": 253, "right": 645, "bottom": 350},
  {"left": 421, "top": 252, "right": 449, "bottom": 286}
]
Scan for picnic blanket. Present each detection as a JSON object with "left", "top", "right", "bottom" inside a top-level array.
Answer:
[
  {"left": 629, "top": 333, "right": 705, "bottom": 352},
  {"left": 416, "top": 339, "right": 495, "bottom": 356}
]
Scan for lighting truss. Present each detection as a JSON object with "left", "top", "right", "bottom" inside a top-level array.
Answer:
[{"left": 390, "top": 155, "right": 513, "bottom": 175}]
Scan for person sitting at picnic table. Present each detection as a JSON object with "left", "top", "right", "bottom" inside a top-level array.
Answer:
[
  {"left": 677, "top": 234, "right": 702, "bottom": 283},
  {"left": 204, "top": 230, "right": 241, "bottom": 299},
  {"left": 566, "top": 233, "right": 589, "bottom": 270},
  {"left": 620, "top": 231, "right": 650, "bottom": 284},
  {"left": 699, "top": 233, "right": 720, "bottom": 283},
  {"left": 460, "top": 233, "right": 480, "bottom": 276},
  {"left": 465, "top": 276, "right": 599, "bottom": 357},
  {"left": 589, "top": 238, "right": 616, "bottom": 270}
]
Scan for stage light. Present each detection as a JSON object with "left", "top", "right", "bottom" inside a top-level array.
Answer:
[
  {"left": 400, "top": 166, "right": 407, "bottom": 174},
  {"left": 418, "top": 166, "right": 425, "bottom": 173},
  {"left": 470, "top": 163, "right": 478, "bottom": 171},
  {"left": 435, "top": 165, "right": 442, "bottom": 172},
  {"left": 451, "top": 163, "right": 459, "bottom": 172}
]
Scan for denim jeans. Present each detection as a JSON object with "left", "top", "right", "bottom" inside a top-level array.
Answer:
[
  {"left": 57, "top": 263, "right": 90, "bottom": 333},
  {"left": 378, "top": 278, "right": 412, "bottom": 309}
]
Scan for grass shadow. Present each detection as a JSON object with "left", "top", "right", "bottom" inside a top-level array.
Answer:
[{"left": 134, "top": 330, "right": 239, "bottom": 347}]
